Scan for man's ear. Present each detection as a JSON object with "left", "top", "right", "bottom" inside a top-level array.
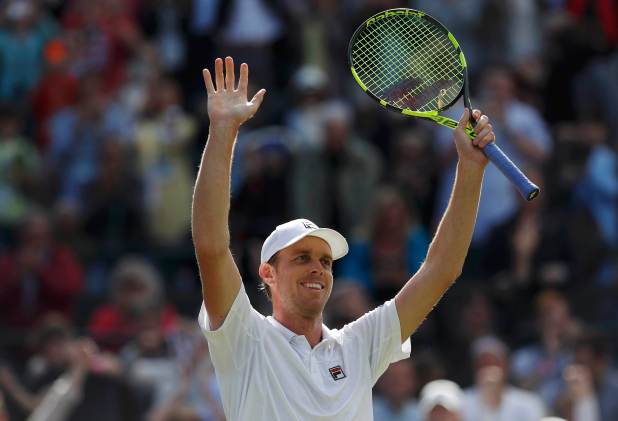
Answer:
[{"left": 258, "top": 262, "right": 275, "bottom": 287}]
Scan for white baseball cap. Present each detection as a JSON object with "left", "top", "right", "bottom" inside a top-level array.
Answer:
[
  {"left": 419, "top": 379, "right": 463, "bottom": 416},
  {"left": 260, "top": 219, "right": 348, "bottom": 263}
]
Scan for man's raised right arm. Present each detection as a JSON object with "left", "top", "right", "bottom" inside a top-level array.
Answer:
[{"left": 192, "top": 57, "right": 265, "bottom": 329}]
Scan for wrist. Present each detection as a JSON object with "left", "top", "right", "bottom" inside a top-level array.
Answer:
[
  {"left": 208, "top": 122, "right": 239, "bottom": 140},
  {"left": 456, "top": 159, "right": 487, "bottom": 174}
]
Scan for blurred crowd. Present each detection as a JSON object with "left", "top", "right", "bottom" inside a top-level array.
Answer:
[{"left": 0, "top": 0, "right": 616, "bottom": 420}]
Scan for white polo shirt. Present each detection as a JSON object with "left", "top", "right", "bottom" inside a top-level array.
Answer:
[{"left": 198, "top": 285, "right": 411, "bottom": 421}]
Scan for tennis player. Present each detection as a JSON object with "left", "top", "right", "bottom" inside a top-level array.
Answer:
[{"left": 192, "top": 57, "right": 495, "bottom": 421}]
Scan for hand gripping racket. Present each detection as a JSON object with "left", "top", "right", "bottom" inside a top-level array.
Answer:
[{"left": 348, "top": 8, "right": 540, "bottom": 201}]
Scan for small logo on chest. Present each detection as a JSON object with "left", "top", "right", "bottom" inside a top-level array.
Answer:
[{"left": 328, "top": 365, "right": 346, "bottom": 381}]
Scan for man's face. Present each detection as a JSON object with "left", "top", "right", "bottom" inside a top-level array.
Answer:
[
  {"left": 427, "top": 405, "right": 460, "bottom": 421},
  {"left": 265, "top": 236, "right": 334, "bottom": 318}
]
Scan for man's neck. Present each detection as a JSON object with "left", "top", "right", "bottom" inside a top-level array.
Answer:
[{"left": 273, "top": 310, "right": 324, "bottom": 348}]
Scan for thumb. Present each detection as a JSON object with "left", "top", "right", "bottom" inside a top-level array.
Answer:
[
  {"left": 457, "top": 107, "right": 471, "bottom": 130},
  {"left": 249, "top": 89, "right": 266, "bottom": 111}
]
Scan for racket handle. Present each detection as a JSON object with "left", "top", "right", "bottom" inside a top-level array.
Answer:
[{"left": 483, "top": 142, "right": 540, "bottom": 201}]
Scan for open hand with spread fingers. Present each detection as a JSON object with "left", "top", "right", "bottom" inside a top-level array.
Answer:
[{"left": 203, "top": 56, "right": 266, "bottom": 128}]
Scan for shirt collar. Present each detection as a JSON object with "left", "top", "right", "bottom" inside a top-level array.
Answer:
[{"left": 266, "top": 316, "right": 335, "bottom": 346}]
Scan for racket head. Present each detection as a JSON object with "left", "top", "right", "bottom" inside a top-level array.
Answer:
[{"left": 348, "top": 9, "right": 468, "bottom": 117}]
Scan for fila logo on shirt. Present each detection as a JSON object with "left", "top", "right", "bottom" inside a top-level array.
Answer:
[{"left": 328, "top": 365, "right": 346, "bottom": 381}]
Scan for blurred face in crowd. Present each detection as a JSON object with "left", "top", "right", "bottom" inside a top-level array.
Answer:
[
  {"left": 116, "top": 277, "right": 158, "bottom": 317},
  {"left": 373, "top": 189, "right": 409, "bottom": 234},
  {"left": 42, "top": 335, "right": 72, "bottom": 368},
  {"left": 20, "top": 213, "right": 52, "bottom": 251},
  {"left": 427, "top": 405, "right": 460, "bottom": 421},
  {"left": 379, "top": 359, "right": 417, "bottom": 407},
  {"left": 536, "top": 291, "right": 571, "bottom": 335},
  {"left": 324, "top": 118, "right": 349, "bottom": 152},
  {"left": 482, "top": 68, "right": 514, "bottom": 105},
  {"left": 260, "top": 236, "right": 334, "bottom": 319},
  {"left": 327, "top": 282, "right": 371, "bottom": 327}
]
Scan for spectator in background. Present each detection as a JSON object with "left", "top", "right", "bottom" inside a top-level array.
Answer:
[
  {"left": 88, "top": 257, "right": 177, "bottom": 352},
  {"left": 291, "top": 99, "right": 383, "bottom": 235},
  {"left": 284, "top": 65, "right": 330, "bottom": 148},
  {"left": 573, "top": 119, "right": 618, "bottom": 251},
  {"left": 26, "top": 338, "right": 102, "bottom": 421},
  {"left": 418, "top": 379, "right": 464, "bottom": 421},
  {"left": 0, "top": 0, "right": 58, "bottom": 102},
  {"left": 482, "top": 171, "right": 576, "bottom": 341},
  {"left": 462, "top": 336, "right": 545, "bottom": 421},
  {"left": 135, "top": 77, "right": 196, "bottom": 246},
  {"left": 325, "top": 280, "right": 372, "bottom": 329},
  {"left": 338, "top": 185, "right": 429, "bottom": 302},
  {"left": 554, "top": 363, "right": 600, "bottom": 421},
  {"left": 31, "top": 37, "right": 79, "bottom": 151},
  {"left": 373, "top": 359, "right": 421, "bottom": 421},
  {"left": 0, "top": 107, "right": 41, "bottom": 231},
  {"left": 19, "top": 316, "right": 143, "bottom": 421},
  {"left": 47, "top": 73, "right": 134, "bottom": 204},
  {"left": 61, "top": 0, "right": 141, "bottom": 93},
  {"left": 125, "top": 320, "right": 225, "bottom": 421},
  {"left": 390, "top": 128, "right": 437, "bottom": 228},
  {"left": 441, "top": 289, "right": 497, "bottom": 385},
  {"left": 0, "top": 211, "right": 83, "bottom": 329},
  {"left": 81, "top": 138, "right": 146, "bottom": 255},
  {"left": 572, "top": 333, "right": 618, "bottom": 420},
  {"left": 510, "top": 290, "right": 582, "bottom": 409},
  {"left": 216, "top": 0, "right": 299, "bottom": 92}
]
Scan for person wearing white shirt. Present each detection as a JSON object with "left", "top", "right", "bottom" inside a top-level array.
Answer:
[
  {"left": 462, "top": 336, "right": 545, "bottom": 421},
  {"left": 193, "top": 56, "right": 497, "bottom": 420}
]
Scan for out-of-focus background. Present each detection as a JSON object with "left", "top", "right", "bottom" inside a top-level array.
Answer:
[{"left": 0, "top": 0, "right": 616, "bottom": 420}]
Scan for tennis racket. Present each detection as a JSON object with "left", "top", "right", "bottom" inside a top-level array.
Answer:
[{"left": 348, "top": 8, "right": 540, "bottom": 201}]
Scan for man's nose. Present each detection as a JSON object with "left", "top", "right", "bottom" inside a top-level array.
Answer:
[{"left": 310, "top": 260, "right": 323, "bottom": 275}]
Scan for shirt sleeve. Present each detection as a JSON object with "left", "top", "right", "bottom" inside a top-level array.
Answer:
[
  {"left": 198, "top": 284, "right": 262, "bottom": 373},
  {"left": 342, "top": 298, "right": 411, "bottom": 384}
]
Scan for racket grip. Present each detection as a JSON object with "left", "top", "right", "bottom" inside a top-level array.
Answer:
[{"left": 483, "top": 142, "right": 540, "bottom": 201}]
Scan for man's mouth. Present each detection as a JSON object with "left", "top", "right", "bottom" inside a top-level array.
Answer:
[{"left": 301, "top": 281, "right": 324, "bottom": 290}]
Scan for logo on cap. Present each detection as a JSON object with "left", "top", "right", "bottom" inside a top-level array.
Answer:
[
  {"left": 328, "top": 365, "right": 346, "bottom": 381},
  {"left": 301, "top": 220, "right": 318, "bottom": 230}
]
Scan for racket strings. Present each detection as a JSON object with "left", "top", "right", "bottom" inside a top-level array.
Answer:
[{"left": 351, "top": 15, "right": 463, "bottom": 112}]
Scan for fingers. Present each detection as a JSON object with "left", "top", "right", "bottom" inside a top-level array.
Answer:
[
  {"left": 471, "top": 111, "right": 494, "bottom": 148},
  {"left": 214, "top": 57, "right": 224, "bottom": 91},
  {"left": 238, "top": 62, "right": 248, "bottom": 94},
  {"left": 202, "top": 69, "right": 215, "bottom": 96},
  {"left": 225, "top": 56, "right": 235, "bottom": 91},
  {"left": 207, "top": 57, "right": 248, "bottom": 93}
]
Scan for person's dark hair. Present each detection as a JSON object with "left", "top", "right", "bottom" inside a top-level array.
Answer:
[{"left": 259, "top": 253, "right": 278, "bottom": 301}]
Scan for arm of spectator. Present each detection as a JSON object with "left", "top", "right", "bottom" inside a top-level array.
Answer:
[
  {"left": 0, "top": 365, "right": 39, "bottom": 414},
  {"left": 192, "top": 57, "right": 265, "bottom": 330},
  {"left": 28, "top": 339, "right": 115, "bottom": 421}
]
